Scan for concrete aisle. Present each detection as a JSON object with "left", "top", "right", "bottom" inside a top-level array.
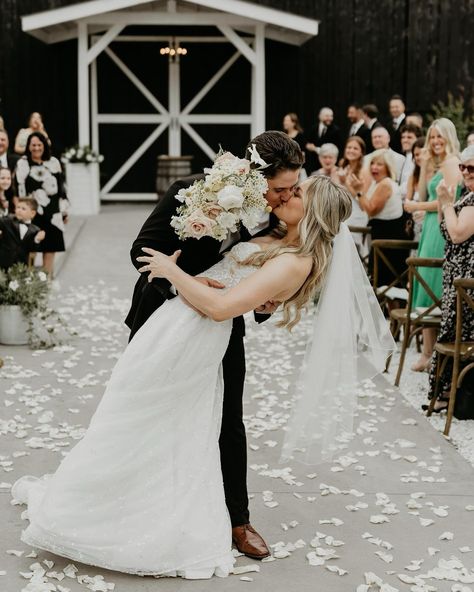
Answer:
[{"left": 1, "top": 204, "right": 474, "bottom": 592}]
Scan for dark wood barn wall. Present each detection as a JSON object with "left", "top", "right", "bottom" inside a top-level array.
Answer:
[{"left": 1, "top": 0, "right": 473, "bottom": 191}]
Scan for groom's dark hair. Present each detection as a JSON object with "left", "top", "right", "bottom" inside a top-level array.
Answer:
[{"left": 246, "top": 131, "right": 304, "bottom": 178}]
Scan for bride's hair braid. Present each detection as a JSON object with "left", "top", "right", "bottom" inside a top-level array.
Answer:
[{"left": 242, "top": 176, "right": 353, "bottom": 330}]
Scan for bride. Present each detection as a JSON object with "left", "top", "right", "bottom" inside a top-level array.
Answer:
[{"left": 12, "top": 175, "right": 393, "bottom": 579}]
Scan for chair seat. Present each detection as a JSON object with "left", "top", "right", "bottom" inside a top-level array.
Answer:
[
  {"left": 389, "top": 308, "right": 408, "bottom": 322},
  {"left": 412, "top": 316, "right": 442, "bottom": 328},
  {"left": 376, "top": 286, "right": 409, "bottom": 301},
  {"left": 434, "top": 342, "right": 474, "bottom": 357}
]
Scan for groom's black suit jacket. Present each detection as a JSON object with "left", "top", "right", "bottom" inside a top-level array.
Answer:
[{"left": 125, "top": 174, "right": 276, "bottom": 338}]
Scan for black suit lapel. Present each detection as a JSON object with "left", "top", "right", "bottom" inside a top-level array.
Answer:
[
  {"left": 4, "top": 218, "right": 22, "bottom": 245},
  {"left": 22, "top": 223, "right": 39, "bottom": 244}
]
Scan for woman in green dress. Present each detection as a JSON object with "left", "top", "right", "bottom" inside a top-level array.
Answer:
[{"left": 404, "top": 118, "right": 462, "bottom": 372}]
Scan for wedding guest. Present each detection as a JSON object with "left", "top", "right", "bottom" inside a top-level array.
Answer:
[
  {"left": 403, "top": 118, "right": 462, "bottom": 372},
  {"left": 466, "top": 131, "right": 474, "bottom": 147},
  {"left": 312, "top": 143, "right": 339, "bottom": 180},
  {"left": 282, "top": 112, "right": 307, "bottom": 177},
  {"left": 399, "top": 123, "right": 423, "bottom": 200},
  {"left": 0, "top": 197, "right": 45, "bottom": 271},
  {"left": 422, "top": 145, "right": 474, "bottom": 412},
  {"left": 335, "top": 136, "right": 370, "bottom": 253},
  {"left": 347, "top": 102, "right": 370, "bottom": 146},
  {"left": 366, "top": 127, "right": 406, "bottom": 182},
  {"left": 0, "top": 130, "right": 19, "bottom": 173},
  {"left": 405, "top": 138, "right": 426, "bottom": 241},
  {"left": 14, "top": 112, "right": 51, "bottom": 155},
  {"left": 406, "top": 112, "right": 424, "bottom": 129},
  {"left": 305, "top": 107, "right": 341, "bottom": 173},
  {"left": 15, "top": 132, "right": 69, "bottom": 277},
  {"left": 282, "top": 113, "right": 306, "bottom": 152},
  {"left": 0, "top": 167, "right": 13, "bottom": 215},
  {"left": 351, "top": 149, "right": 406, "bottom": 286},
  {"left": 362, "top": 104, "right": 382, "bottom": 153},
  {"left": 388, "top": 94, "right": 407, "bottom": 154}
]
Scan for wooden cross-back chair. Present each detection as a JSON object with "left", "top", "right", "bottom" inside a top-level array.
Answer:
[
  {"left": 428, "top": 278, "right": 474, "bottom": 436},
  {"left": 371, "top": 239, "right": 419, "bottom": 309},
  {"left": 389, "top": 256, "right": 444, "bottom": 386}
]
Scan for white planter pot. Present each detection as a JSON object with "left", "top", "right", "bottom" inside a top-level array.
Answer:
[
  {"left": 65, "top": 162, "right": 101, "bottom": 216},
  {"left": 0, "top": 305, "right": 29, "bottom": 345}
]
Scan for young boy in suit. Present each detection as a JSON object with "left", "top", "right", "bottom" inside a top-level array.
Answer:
[{"left": 0, "top": 196, "right": 45, "bottom": 270}]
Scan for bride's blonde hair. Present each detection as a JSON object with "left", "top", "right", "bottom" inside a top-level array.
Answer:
[{"left": 244, "top": 175, "right": 353, "bottom": 330}]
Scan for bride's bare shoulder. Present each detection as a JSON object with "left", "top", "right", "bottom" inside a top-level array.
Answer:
[{"left": 268, "top": 252, "right": 312, "bottom": 276}]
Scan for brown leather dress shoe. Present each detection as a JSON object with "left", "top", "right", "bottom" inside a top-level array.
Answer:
[{"left": 232, "top": 524, "right": 271, "bottom": 560}]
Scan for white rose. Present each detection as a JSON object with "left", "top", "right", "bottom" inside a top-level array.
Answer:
[
  {"left": 38, "top": 271, "right": 48, "bottom": 282},
  {"left": 217, "top": 185, "right": 245, "bottom": 210},
  {"left": 98, "top": 155, "right": 104, "bottom": 163},
  {"left": 8, "top": 280, "right": 19, "bottom": 291},
  {"left": 216, "top": 211, "right": 238, "bottom": 231},
  {"left": 241, "top": 209, "right": 261, "bottom": 230}
]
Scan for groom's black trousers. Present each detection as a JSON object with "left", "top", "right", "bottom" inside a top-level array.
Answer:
[{"left": 220, "top": 317, "right": 249, "bottom": 527}]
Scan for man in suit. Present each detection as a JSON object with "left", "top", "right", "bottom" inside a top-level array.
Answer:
[
  {"left": 305, "top": 107, "right": 341, "bottom": 173},
  {"left": 125, "top": 131, "right": 304, "bottom": 560},
  {"left": 388, "top": 95, "right": 407, "bottom": 154},
  {"left": 0, "top": 196, "right": 45, "bottom": 270},
  {"left": 0, "top": 130, "right": 19, "bottom": 173},
  {"left": 346, "top": 103, "right": 370, "bottom": 148},
  {"left": 362, "top": 104, "right": 383, "bottom": 153},
  {"left": 364, "top": 127, "right": 406, "bottom": 181}
]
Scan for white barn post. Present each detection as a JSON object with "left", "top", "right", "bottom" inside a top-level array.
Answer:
[
  {"left": 251, "top": 23, "right": 265, "bottom": 137},
  {"left": 77, "top": 21, "right": 90, "bottom": 146}
]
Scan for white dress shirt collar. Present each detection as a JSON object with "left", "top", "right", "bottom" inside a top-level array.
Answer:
[{"left": 393, "top": 113, "right": 406, "bottom": 129}]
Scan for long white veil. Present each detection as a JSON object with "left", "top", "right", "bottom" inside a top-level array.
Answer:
[{"left": 281, "top": 222, "right": 396, "bottom": 465}]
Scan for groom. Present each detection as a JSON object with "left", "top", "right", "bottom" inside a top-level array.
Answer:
[{"left": 125, "top": 131, "right": 304, "bottom": 559}]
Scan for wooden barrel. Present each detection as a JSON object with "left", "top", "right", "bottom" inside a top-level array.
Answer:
[{"left": 156, "top": 155, "right": 193, "bottom": 198}]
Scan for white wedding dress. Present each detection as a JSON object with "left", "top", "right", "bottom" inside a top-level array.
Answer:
[{"left": 12, "top": 242, "right": 261, "bottom": 579}]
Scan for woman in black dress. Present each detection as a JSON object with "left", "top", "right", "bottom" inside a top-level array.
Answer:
[
  {"left": 15, "top": 132, "right": 69, "bottom": 276},
  {"left": 425, "top": 145, "right": 474, "bottom": 411}
]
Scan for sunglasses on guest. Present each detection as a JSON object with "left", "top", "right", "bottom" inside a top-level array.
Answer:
[{"left": 459, "top": 163, "right": 474, "bottom": 174}]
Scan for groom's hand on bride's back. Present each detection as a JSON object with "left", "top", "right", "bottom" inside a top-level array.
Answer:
[
  {"left": 255, "top": 299, "right": 281, "bottom": 315},
  {"left": 195, "top": 277, "right": 226, "bottom": 290}
]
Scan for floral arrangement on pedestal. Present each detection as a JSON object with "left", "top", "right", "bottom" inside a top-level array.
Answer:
[
  {"left": 0, "top": 264, "right": 70, "bottom": 347},
  {"left": 170, "top": 145, "right": 270, "bottom": 241},
  {"left": 61, "top": 145, "right": 104, "bottom": 165}
]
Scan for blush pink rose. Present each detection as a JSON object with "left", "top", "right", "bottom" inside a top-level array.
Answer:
[
  {"left": 183, "top": 209, "right": 216, "bottom": 239},
  {"left": 203, "top": 203, "right": 224, "bottom": 220}
]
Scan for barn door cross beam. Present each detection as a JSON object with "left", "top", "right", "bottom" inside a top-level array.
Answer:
[{"left": 78, "top": 20, "right": 266, "bottom": 198}]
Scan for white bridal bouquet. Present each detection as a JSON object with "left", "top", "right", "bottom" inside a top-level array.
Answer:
[{"left": 170, "top": 145, "right": 270, "bottom": 240}]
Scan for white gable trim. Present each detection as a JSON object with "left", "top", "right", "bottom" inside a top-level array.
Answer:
[{"left": 22, "top": 0, "right": 319, "bottom": 45}]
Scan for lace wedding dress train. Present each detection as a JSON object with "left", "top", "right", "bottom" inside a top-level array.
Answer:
[{"left": 12, "top": 242, "right": 260, "bottom": 579}]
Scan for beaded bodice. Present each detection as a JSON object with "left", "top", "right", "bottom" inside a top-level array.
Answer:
[{"left": 203, "top": 242, "right": 261, "bottom": 290}]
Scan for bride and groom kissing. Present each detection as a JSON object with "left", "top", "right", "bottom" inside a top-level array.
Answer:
[{"left": 12, "top": 131, "right": 394, "bottom": 579}]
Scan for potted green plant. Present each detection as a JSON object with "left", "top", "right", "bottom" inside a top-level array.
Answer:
[
  {"left": 0, "top": 264, "right": 65, "bottom": 347},
  {"left": 61, "top": 145, "right": 104, "bottom": 216}
]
